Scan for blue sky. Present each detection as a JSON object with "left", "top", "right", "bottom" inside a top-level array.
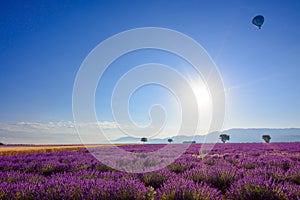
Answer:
[{"left": 1, "top": 0, "right": 300, "bottom": 144}]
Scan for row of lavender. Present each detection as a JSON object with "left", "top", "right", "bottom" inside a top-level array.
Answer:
[{"left": 0, "top": 143, "right": 299, "bottom": 199}]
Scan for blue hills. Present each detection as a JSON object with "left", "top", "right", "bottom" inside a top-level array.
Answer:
[{"left": 113, "top": 128, "right": 300, "bottom": 144}]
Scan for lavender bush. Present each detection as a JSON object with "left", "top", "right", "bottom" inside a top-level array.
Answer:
[
  {"left": 157, "top": 178, "right": 222, "bottom": 200},
  {"left": 227, "top": 176, "right": 300, "bottom": 200}
]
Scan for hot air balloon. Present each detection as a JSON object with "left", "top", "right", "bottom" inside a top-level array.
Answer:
[{"left": 252, "top": 15, "right": 264, "bottom": 29}]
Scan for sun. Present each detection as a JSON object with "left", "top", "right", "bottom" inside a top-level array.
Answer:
[{"left": 189, "top": 79, "right": 212, "bottom": 110}]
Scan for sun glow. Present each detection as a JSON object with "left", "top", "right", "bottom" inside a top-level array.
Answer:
[
  {"left": 187, "top": 77, "right": 213, "bottom": 135},
  {"left": 189, "top": 79, "right": 212, "bottom": 110}
]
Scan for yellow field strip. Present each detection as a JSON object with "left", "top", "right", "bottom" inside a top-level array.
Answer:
[{"left": 0, "top": 144, "right": 128, "bottom": 156}]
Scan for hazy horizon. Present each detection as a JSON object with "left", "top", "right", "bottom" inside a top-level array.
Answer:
[{"left": 1, "top": 127, "right": 300, "bottom": 145}]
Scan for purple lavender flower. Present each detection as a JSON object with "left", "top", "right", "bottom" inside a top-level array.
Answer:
[
  {"left": 183, "top": 161, "right": 240, "bottom": 193},
  {"left": 227, "top": 176, "right": 300, "bottom": 200},
  {"left": 141, "top": 168, "right": 177, "bottom": 189},
  {"left": 1, "top": 143, "right": 300, "bottom": 199},
  {"left": 157, "top": 177, "right": 223, "bottom": 200}
]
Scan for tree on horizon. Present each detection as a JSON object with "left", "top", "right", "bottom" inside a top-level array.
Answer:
[
  {"left": 141, "top": 137, "right": 148, "bottom": 144},
  {"left": 168, "top": 138, "right": 173, "bottom": 144},
  {"left": 262, "top": 135, "right": 271, "bottom": 143},
  {"left": 219, "top": 134, "right": 230, "bottom": 143}
]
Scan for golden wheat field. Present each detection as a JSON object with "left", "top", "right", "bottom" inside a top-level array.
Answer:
[{"left": 0, "top": 144, "right": 127, "bottom": 156}]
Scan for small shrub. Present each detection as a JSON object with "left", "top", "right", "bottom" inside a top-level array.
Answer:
[
  {"left": 168, "top": 163, "right": 189, "bottom": 174},
  {"left": 141, "top": 169, "right": 176, "bottom": 189},
  {"left": 157, "top": 178, "right": 223, "bottom": 200},
  {"left": 286, "top": 165, "right": 300, "bottom": 185},
  {"left": 227, "top": 176, "right": 300, "bottom": 200},
  {"left": 184, "top": 163, "right": 240, "bottom": 193}
]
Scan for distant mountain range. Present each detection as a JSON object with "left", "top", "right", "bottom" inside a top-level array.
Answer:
[{"left": 112, "top": 128, "right": 300, "bottom": 144}]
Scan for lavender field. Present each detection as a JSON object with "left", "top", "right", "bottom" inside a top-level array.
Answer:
[{"left": 1, "top": 143, "right": 300, "bottom": 200}]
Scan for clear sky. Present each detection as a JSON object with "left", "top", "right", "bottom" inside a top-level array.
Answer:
[{"left": 1, "top": 0, "right": 300, "bottom": 144}]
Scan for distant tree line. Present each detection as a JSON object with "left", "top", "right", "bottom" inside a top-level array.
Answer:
[
  {"left": 139, "top": 134, "right": 272, "bottom": 144},
  {"left": 183, "top": 141, "right": 196, "bottom": 144},
  {"left": 218, "top": 134, "right": 271, "bottom": 143}
]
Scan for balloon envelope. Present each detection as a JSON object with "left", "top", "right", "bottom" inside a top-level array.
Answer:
[{"left": 252, "top": 15, "right": 264, "bottom": 29}]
